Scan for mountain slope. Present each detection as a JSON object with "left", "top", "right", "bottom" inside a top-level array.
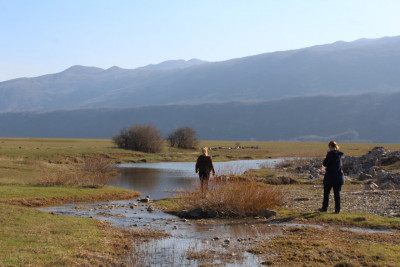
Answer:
[
  {"left": 1, "top": 93, "right": 399, "bottom": 142},
  {"left": 1, "top": 36, "right": 400, "bottom": 111}
]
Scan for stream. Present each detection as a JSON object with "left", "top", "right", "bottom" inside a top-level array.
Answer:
[{"left": 39, "top": 159, "right": 396, "bottom": 266}]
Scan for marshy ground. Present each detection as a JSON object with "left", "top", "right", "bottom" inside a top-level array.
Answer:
[{"left": 1, "top": 138, "right": 400, "bottom": 266}]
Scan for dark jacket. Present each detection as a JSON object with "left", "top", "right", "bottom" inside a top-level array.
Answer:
[
  {"left": 195, "top": 155, "right": 215, "bottom": 174},
  {"left": 323, "top": 150, "right": 345, "bottom": 186}
]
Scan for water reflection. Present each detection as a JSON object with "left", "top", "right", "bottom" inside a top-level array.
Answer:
[
  {"left": 110, "top": 167, "right": 196, "bottom": 199},
  {"left": 110, "top": 159, "right": 284, "bottom": 200}
]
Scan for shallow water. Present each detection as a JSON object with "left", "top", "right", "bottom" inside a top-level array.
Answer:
[
  {"left": 111, "top": 159, "right": 283, "bottom": 199},
  {"left": 40, "top": 200, "right": 276, "bottom": 266},
  {"left": 39, "top": 159, "right": 396, "bottom": 266}
]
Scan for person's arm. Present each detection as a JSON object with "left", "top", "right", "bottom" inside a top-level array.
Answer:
[
  {"left": 209, "top": 157, "right": 215, "bottom": 175},
  {"left": 195, "top": 157, "right": 199, "bottom": 173},
  {"left": 323, "top": 152, "right": 331, "bottom": 167}
]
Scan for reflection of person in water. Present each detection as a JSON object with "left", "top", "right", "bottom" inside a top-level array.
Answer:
[
  {"left": 319, "top": 141, "right": 345, "bottom": 214},
  {"left": 195, "top": 147, "right": 215, "bottom": 191}
]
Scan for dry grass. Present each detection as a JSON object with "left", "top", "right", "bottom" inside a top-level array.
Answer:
[
  {"left": 248, "top": 226, "right": 400, "bottom": 266},
  {"left": 82, "top": 155, "right": 116, "bottom": 174},
  {"left": 178, "top": 180, "right": 284, "bottom": 217},
  {"left": 31, "top": 156, "right": 118, "bottom": 187}
]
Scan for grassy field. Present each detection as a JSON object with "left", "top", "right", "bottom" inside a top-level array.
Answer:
[
  {"left": 248, "top": 225, "right": 400, "bottom": 266},
  {"left": 2, "top": 137, "right": 400, "bottom": 163},
  {"left": 1, "top": 137, "right": 400, "bottom": 265}
]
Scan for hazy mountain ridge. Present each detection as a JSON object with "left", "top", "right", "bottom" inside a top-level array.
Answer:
[
  {"left": 1, "top": 93, "right": 399, "bottom": 142},
  {"left": 2, "top": 36, "right": 400, "bottom": 112}
]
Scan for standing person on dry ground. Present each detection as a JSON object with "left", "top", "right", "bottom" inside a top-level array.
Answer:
[
  {"left": 319, "top": 141, "right": 345, "bottom": 214},
  {"left": 195, "top": 147, "right": 215, "bottom": 191}
]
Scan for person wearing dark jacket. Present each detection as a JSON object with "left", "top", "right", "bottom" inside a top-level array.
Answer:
[
  {"left": 319, "top": 141, "right": 345, "bottom": 214},
  {"left": 195, "top": 147, "right": 215, "bottom": 191}
]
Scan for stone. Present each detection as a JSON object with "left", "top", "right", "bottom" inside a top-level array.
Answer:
[
  {"left": 147, "top": 206, "right": 155, "bottom": 212},
  {"left": 358, "top": 172, "right": 373, "bottom": 181},
  {"left": 139, "top": 198, "right": 150, "bottom": 203},
  {"left": 178, "top": 208, "right": 218, "bottom": 219},
  {"left": 262, "top": 209, "right": 277, "bottom": 218},
  {"left": 365, "top": 182, "right": 379, "bottom": 190}
]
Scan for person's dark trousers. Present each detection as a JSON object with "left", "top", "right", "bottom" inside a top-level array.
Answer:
[
  {"left": 199, "top": 172, "right": 210, "bottom": 191},
  {"left": 322, "top": 185, "right": 342, "bottom": 212}
]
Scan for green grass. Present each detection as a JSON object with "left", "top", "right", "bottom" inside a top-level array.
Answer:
[
  {"left": 1, "top": 137, "right": 400, "bottom": 265},
  {"left": 276, "top": 209, "right": 400, "bottom": 229},
  {"left": 0, "top": 203, "right": 137, "bottom": 266},
  {"left": 248, "top": 225, "right": 400, "bottom": 266},
  {"left": 0, "top": 185, "right": 140, "bottom": 207}
]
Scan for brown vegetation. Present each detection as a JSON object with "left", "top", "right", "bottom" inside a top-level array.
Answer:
[
  {"left": 178, "top": 180, "right": 284, "bottom": 217},
  {"left": 248, "top": 226, "right": 400, "bottom": 266},
  {"left": 112, "top": 124, "right": 163, "bottom": 153},
  {"left": 32, "top": 155, "right": 118, "bottom": 187},
  {"left": 167, "top": 126, "right": 198, "bottom": 149}
]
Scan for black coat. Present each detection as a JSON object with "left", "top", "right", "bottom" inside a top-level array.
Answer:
[
  {"left": 195, "top": 155, "right": 215, "bottom": 174},
  {"left": 323, "top": 150, "right": 345, "bottom": 186}
]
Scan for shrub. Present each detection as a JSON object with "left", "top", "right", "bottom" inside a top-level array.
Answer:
[
  {"left": 178, "top": 180, "right": 284, "bottom": 217},
  {"left": 167, "top": 126, "right": 198, "bottom": 149},
  {"left": 113, "top": 124, "right": 163, "bottom": 153},
  {"left": 82, "top": 155, "right": 116, "bottom": 174}
]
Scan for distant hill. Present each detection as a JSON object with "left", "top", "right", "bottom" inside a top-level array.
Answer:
[
  {"left": 1, "top": 93, "right": 399, "bottom": 142},
  {"left": 1, "top": 36, "right": 400, "bottom": 112}
]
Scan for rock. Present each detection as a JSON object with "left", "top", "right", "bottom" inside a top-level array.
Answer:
[
  {"left": 358, "top": 172, "right": 373, "bottom": 181},
  {"left": 139, "top": 198, "right": 150, "bottom": 203},
  {"left": 75, "top": 206, "right": 89, "bottom": 210},
  {"left": 262, "top": 209, "right": 277, "bottom": 218},
  {"left": 365, "top": 182, "right": 379, "bottom": 190},
  {"left": 261, "top": 261, "right": 273, "bottom": 265},
  {"left": 224, "top": 239, "right": 230, "bottom": 243},
  {"left": 213, "top": 236, "right": 220, "bottom": 241},
  {"left": 147, "top": 206, "right": 155, "bottom": 212},
  {"left": 178, "top": 208, "right": 218, "bottom": 219}
]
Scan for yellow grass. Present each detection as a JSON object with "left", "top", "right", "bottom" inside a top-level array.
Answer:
[{"left": 177, "top": 180, "right": 284, "bottom": 217}]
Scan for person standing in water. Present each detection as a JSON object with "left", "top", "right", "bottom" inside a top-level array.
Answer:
[
  {"left": 195, "top": 147, "right": 215, "bottom": 191},
  {"left": 319, "top": 141, "right": 345, "bottom": 214}
]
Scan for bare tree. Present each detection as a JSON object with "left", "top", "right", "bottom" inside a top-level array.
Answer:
[
  {"left": 113, "top": 124, "right": 163, "bottom": 153},
  {"left": 167, "top": 126, "right": 198, "bottom": 149}
]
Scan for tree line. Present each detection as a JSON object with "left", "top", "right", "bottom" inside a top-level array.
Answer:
[{"left": 112, "top": 124, "right": 198, "bottom": 153}]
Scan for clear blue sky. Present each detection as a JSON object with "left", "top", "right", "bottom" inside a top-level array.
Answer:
[{"left": 1, "top": 0, "right": 400, "bottom": 81}]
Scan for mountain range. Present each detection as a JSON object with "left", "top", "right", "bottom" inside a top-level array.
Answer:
[
  {"left": 1, "top": 93, "right": 399, "bottom": 142},
  {"left": 1, "top": 36, "right": 400, "bottom": 142},
  {"left": 1, "top": 36, "right": 400, "bottom": 112}
]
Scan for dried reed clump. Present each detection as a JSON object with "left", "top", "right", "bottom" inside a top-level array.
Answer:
[
  {"left": 34, "top": 168, "right": 82, "bottom": 186},
  {"left": 179, "top": 180, "right": 284, "bottom": 217},
  {"left": 82, "top": 156, "right": 117, "bottom": 174},
  {"left": 33, "top": 156, "right": 118, "bottom": 187}
]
